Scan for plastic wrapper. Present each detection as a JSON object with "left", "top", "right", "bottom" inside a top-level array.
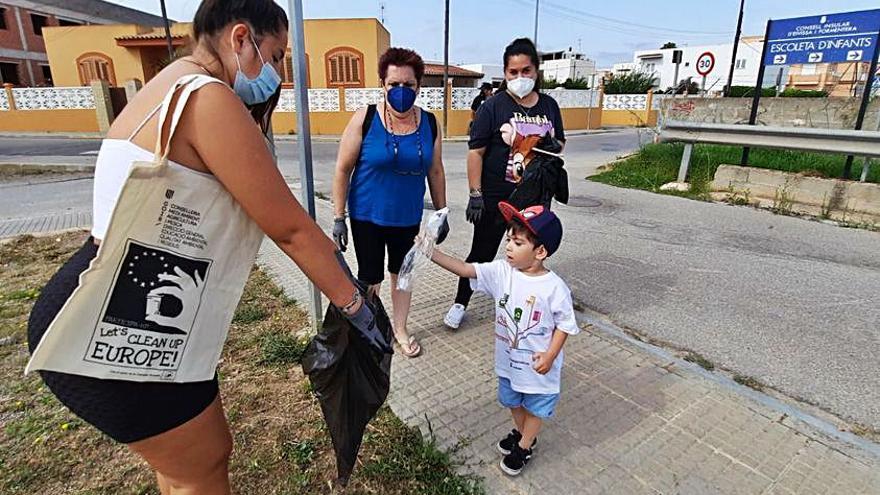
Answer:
[
  {"left": 300, "top": 281, "right": 393, "bottom": 484},
  {"left": 396, "top": 207, "right": 449, "bottom": 292}
]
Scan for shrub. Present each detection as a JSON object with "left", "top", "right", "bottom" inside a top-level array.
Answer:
[{"left": 603, "top": 71, "right": 655, "bottom": 94}]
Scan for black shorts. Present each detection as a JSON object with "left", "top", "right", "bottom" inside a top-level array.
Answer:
[
  {"left": 27, "top": 238, "right": 219, "bottom": 444},
  {"left": 349, "top": 219, "right": 420, "bottom": 285}
]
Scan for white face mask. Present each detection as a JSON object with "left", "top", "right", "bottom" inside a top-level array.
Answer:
[{"left": 507, "top": 76, "right": 535, "bottom": 99}]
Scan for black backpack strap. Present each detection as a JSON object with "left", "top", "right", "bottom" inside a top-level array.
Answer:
[
  {"left": 425, "top": 110, "right": 438, "bottom": 142},
  {"left": 361, "top": 104, "right": 377, "bottom": 140}
]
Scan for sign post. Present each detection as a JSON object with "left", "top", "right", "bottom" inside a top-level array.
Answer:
[
  {"left": 741, "top": 20, "right": 773, "bottom": 166},
  {"left": 696, "top": 51, "right": 715, "bottom": 96},
  {"left": 743, "top": 9, "right": 880, "bottom": 170},
  {"left": 287, "top": 0, "right": 323, "bottom": 330},
  {"left": 844, "top": 34, "right": 880, "bottom": 178},
  {"left": 672, "top": 49, "right": 683, "bottom": 95}
]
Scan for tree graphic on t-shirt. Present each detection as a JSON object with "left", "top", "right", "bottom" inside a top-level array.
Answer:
[{"left": 498, "top": 294, "right": 543, "bottom": 351}]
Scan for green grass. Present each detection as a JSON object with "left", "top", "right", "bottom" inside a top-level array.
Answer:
[
  {"left": 590, "top": 143, "right": 878, "bottom": 200},
  {"left": 2, "top": 234, "right": 485, "bottom": 494},
  {"left": 2, "top": 288, "right": 40, "bottom": 302},
  {"left": 683, "top": 352, "right": 715, "bottom": 371},
  {"left": 280, "top": 438, "right": 317, "bottom": 469},
  {"left": 733, "top": 374, "right": 764, "bottom": 391},
  {"left": 258, "top": 331, "right": 309, "bottom": 366},
  {"left": 231, "top": 303, "right": 268, "bottom": 324},
  {"left": 360, "top": 415, "right": 484, "bottom": 495}
]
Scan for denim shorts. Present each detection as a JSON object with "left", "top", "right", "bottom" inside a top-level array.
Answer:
[{"left": 497, "top": 377, "right": 560, "bottom": 419}]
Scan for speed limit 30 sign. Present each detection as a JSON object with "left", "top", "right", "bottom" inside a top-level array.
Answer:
[{"left": 696, "top": 51, "right": 715, "bottom": 76}]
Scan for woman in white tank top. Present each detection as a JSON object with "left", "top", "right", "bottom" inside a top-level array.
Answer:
[{"left": 25, "top": 1, "right": 382, "bottom": 493}]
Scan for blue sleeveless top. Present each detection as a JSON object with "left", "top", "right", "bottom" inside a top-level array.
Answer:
[{"left": 348, "top": 108, "right": 434, "bottom": 227}]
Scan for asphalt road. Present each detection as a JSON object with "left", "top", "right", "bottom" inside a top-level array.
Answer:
[{"left": 1, "top": 130, "right": 878, "bottom": 430}]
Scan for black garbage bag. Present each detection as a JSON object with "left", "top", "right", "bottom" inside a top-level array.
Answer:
[
  {"left": 300, "top": 288, "right": 393, "bottom": 484},
  {"left": 508, "top": 132, "right": 568, "bottom": 210}
]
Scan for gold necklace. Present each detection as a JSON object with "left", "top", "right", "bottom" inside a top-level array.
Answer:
[{"left": 180, "top": 58, "right": 215, "bottom": 78}]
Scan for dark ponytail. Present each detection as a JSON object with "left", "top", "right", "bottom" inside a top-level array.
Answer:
[
  {"left": 503, "top": 38, "right": 539, "bottom": 69},
  {"left": 193, "top": 0, "right": 288, "bottom": 43}
]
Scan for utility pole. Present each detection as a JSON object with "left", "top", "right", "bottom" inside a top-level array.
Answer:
[
  {"left": 533, "top": 0, "right": 540, "bottom": 46},
  {"left": 159, "top": 0, "right": 175, "bottom": 61},
  {"left": 287, "top": 0, "right": 322, "bottom": 329},
  {"left": 723, "top": 0, "right": 745, "bottom": 97},
  {"left": 443, "top": 0, "right": 450, "bottom": 136}
]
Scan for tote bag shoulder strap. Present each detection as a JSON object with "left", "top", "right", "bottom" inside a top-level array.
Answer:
[{"left": 152, "top": 74, "right": 231, "bottom": 165}]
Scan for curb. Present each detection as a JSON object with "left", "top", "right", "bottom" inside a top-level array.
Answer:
[
  {"left": 273, "top": 128, "right": 615, "bottom": 143},
  {"left": 577, "top": 309, "right": 880, "bottom": 461},
  {"left": 0, "top": 132, "right": 103, "bottom": 140},
  {"left": 0, "top": 163, "right": 95, "bottom": 173},
  {"left": 0, "top": 129, "right": 619, "bottom": 145}
]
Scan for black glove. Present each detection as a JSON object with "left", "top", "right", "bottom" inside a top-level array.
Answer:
[
  {"left": 332, "top": 217, "right": 348, "bottom": 252},
  {"left": 344, "top": 297, "right": 392, "bottom": 354},
  {"left": 436, "top": 216, "right": 450, "bottom": 244},
  {"left": 334, "top": 251, "right": 392, "bottom": 354},
  {"left": 466, "top": 194, "right": 484, "bottom": 224}
]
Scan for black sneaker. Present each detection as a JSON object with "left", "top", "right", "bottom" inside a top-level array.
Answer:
[
  {"left": 500, "top": 443, "right": 532, "bottom": 476},
  {"left": 497, "top": 429, "right": 537, "bottom": 455}
]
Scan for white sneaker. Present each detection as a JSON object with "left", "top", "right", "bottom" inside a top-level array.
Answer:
[{"left": 444, "top": 303, "right": 466, "bottom": 330}]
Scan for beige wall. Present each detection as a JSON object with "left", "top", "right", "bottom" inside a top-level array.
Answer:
[
  {"left": 561, "top": 108, "right": 603, "bottom": 131},
  {"left": 602, "top": 109, "right": 657, "bottom": 127},
  {"left": 269, "top": 106, "right": 603, "bottom": 137},
  {"left": 304, "top": 18, "right": 390, "bottom": 88},
  {"left": 659, "top": 96, "right": 880, "bottom": 130},
  {"left": 45, "top": 24, "right": 146, "bottom": 86},
  {"left": 0, "top": 109, "right": 99, "bottom": 132},
  {"left": 44, "top": 23, "right": 192, "bottom": 87}
]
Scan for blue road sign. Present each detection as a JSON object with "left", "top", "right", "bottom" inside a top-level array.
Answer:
[{"left": 764, "top": 9, "right": 880, "bottom": 66}]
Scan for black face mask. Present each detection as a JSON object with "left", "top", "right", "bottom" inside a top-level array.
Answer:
[{"left": 247, "top": 84, "right": 282, "bottom": 136}]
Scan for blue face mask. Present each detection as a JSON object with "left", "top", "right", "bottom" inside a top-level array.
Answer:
[
  {"left": 233, "top": 35, "right": 282, "bottom": 106},
  {"left": 387, "top": 86, "right": 417, "bottom": 113}
]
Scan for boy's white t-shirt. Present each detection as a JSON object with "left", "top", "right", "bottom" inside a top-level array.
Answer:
[{"left": 471, "top": 259, "right": 579, "bottom": 394}]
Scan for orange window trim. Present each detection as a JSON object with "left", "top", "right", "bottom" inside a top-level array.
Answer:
[
  {"left": 75, "top": 52, "right": 117, "bottom": 86},
  {"left": 325, "top": 47, "right": 365, "bottom": 88}
]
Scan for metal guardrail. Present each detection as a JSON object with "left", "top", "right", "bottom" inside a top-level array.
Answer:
[{"left": 660, "top": 121, "right": 880, "bottom": 183}]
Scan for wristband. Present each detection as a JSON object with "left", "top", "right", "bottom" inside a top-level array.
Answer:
[{"left": 339, "top": 288, "right": 362, "bottom": 316}]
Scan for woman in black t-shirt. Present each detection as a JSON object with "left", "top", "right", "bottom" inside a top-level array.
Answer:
[{"left": 443, "top": 37, "right": 566, "bottom": 330}]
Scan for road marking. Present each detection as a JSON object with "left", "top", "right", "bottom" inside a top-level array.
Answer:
[{"left": 79, "top": 151, "right": 100, "bottom": 156}]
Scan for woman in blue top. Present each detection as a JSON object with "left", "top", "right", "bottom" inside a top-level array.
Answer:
[{"left": 332, "top": 47, "right": 448, "bottom": 357}]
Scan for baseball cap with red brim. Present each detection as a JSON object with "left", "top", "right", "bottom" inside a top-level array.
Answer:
[{"left": 498, "top": 201, "right": 563, "bottom": 256}]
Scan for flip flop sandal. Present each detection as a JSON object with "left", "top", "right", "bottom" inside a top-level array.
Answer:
[{"left": 394, "top": 334, "right": 422, "bottom": 358}]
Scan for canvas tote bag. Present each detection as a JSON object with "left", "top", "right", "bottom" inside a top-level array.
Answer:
[{"left": 27, "top": 74, "right": 264, "bottom": 382}]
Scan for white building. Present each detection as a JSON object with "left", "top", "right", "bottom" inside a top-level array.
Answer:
[
  {"left": 612, "top": 62, "right": 637, "bottom": 75},
  {"left": 459, "top": 63, "right": 504, "bottom": 88},
  {"left": 631, "top": 37, "right": 786, "bottom": 93},
  {"left": 539, "top": 49, "right": 597, "bottom": 86}
]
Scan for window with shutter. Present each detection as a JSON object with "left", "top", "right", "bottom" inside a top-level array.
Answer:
[
  {"left": 76, "top": 53, "right": 116, "bottom": 86},
  {"left": 281, "top": 52, "right": 310, "bottom": 87},
  {"left": 325, "top": 47, "right": 364, "bottom": 88}
]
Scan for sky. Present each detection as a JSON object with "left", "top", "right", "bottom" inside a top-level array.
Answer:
[{"left": 111, "top": 1, "right": 880, "bottom": 68}]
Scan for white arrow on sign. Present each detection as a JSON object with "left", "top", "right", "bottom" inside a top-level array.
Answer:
[
  {"left": 773, "top": 54, "right": 787, "bottom": 64},
  {"left": 848, "top": 50, "right": 864, "bottom": 61},
  {"left": 808, "top": 52, "right": 823, "bottom": 63}
]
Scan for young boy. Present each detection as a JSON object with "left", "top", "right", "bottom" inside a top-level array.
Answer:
[{"left": 428, "top": 201, "right": 579, "bottom": 476}]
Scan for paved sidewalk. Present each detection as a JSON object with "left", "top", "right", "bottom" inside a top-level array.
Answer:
[
  {"left": 0, "top": 210, "right": 92, "bottom": 238},
  {"left": 257, "top": 203, "right": 880, "bottom": 495},
  {"left": 5, "top": 196, "right": 879, "bottom": 493}
]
